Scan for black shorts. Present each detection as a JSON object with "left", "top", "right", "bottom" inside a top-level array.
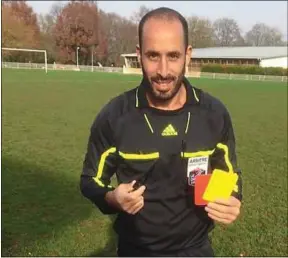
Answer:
[{"left": 117, "top": 239, "right": 214, "bottom": 257}]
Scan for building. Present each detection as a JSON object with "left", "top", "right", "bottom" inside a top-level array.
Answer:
[
  {"left": 188, "top": 46, "right": 287, "bottom": 68},
  {"left": 121, "top": 46, "right": 287, "bottom": 75}
]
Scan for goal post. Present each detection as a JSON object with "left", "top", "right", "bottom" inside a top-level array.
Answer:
[{"left": 2, "top": 48, "right": 48, "bottom": 73}]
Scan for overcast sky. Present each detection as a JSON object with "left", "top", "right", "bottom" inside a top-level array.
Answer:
[{"left": 27, "top": 1, "right": 287, "bottom": 38}]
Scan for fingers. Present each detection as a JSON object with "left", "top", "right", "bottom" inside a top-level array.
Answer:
[
  {"left": 132, "top": 202, "right": 144, "bottom": 214},
  {"left": 130, "top": 185, "right": 146, "bottom": 198},
  {"left": 205, "top": 206, "right": 235, "bottom": 221},
  {"left": 213, "top": 197, "right": 241, "bottom": 208},
  {"left": 126, "top": 180, "right": 137, "bottom": 192},
  {"left": 117, "top": 181, "right": 146, "bottom": 214},
  {"left": 207, "top": 212, "right": 232, "bottom": 225},
  {"left": 205, "top": 196, "right": 241, "bottom": 225},
  {"left": 127, "top": 197, "right": 144, "bottom": 215},
  {"left": 123, "top": 196, "right": 144, "bottom": 214},
  {"left": 124, "top": 186, "right": 146, "bottom": 207},
  {"left": 207, "top": 202, "right": 229, "bottom": 213},
  {"left": 207, "top": 202, "right": 240, "bottom": 217},
  {"left": 123, "top": 185, "right": 146, "bottom": 203},
  {"left": 123, "top": 180, "right": 145, "bottom": 195}
]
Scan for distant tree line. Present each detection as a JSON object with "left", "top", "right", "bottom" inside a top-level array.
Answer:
[{"left": 2, "top": 1, "right": 287, "bottom": 66}]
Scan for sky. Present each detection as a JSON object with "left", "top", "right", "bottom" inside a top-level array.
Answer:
[{"left": 27, "top": 1, "right": 287, "bottom": 38}]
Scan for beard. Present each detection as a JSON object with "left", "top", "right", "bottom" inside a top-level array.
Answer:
[{"left": 141, "top": 62, "right": 186, "bottom": 102}]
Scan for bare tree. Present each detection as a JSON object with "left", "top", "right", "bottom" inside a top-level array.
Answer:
[
  {"left": 50, "top": 1, "right": 65, "bottom": 23},
  {"left": 130, "top": 5, "right": 153, "bottom": 24},
  {"left": 213, "top": 18, "right": 244, "bottom": 46},
  {"left": 38, "top": 13, "right": 58, "bottom": 63},
  {"left": 245, "top": 23, "right": 284, "bottom": 46},
  {"left": 187, "top": 16, "right": 214, "bottom": 48},
  {"left": 98, "top": 10, "right": 137, "bottom": 66},
  {"left": 37, "top": 2, "right": 68, "bottom": 63}
]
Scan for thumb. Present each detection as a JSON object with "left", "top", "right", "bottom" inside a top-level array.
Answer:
[
  {"left": 130, "top": 180, "right": 137, "bottom": 189},
  {"left": 130, "top": 180, "right": 136, "bottom": 186},
  {"left": 125, "top": 180, "right": 136, "bottom": 192}
]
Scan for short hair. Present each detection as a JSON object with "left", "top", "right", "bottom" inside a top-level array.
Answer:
[{"left": 138, "top": 7, "right": 189, "bottom": 50}]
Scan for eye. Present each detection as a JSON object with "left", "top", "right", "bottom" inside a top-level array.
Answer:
[
  {"left": 169, "top": 53, "right": 180, "bottom": 61},
  {"left": 147, "top": 53, "right": 159, "bottom": 61}
]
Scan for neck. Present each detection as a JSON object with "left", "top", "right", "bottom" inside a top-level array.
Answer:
[{"left": 146, "top": 83, "right": 187, "bottom": 111}]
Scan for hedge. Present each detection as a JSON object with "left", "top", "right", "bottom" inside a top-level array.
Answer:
[{"left": 201, "top": 64, "right": 288, "bottom": 76}]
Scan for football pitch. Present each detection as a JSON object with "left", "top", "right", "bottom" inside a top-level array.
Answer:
[{"left": 2, "top": 69, "right": 287, "bottom": 256}]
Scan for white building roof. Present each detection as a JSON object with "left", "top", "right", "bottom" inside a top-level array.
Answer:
[
  {"left": 121, "top": 46, "right": 288, "bottom": 60},
  {"left": 191, "top": 46, "right": 287, "bottom": 59}
]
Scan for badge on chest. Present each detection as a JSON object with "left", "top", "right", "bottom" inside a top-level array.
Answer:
[{"left": 187, "top": 156, "right": 209, "bottom": 186}]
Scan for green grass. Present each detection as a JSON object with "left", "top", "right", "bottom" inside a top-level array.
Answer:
[{"left": 2, "top": 69, "right": 287, "bottom": 256}]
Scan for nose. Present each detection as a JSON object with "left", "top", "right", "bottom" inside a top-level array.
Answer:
[{"left": 157, "top": 57, "right": 168, "bottom": 78}]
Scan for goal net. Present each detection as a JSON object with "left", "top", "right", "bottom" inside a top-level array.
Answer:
[{"left": 2, "top": 48, "right": 48, "bottom": 73}]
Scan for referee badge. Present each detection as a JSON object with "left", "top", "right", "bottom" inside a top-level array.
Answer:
[{"left": 187, "top": 156, "right": 209, "bottom": 186}]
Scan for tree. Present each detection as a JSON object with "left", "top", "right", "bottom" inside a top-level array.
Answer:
[
  {"left": 98, "top": 10, "right": 137, "bottom": 66},
  {"left": 37, "top": 3, "right": 66, "bottom": 63},
  {"left": 53, "top": 1, "right": 99, "bottom": 64},
  {"left": 187, "top": 16, "right": 214, "bottom": 48},
  {"left": 38, "top": 13, "right": 57, "bottom": 63},
  {"left": 245, "top": 23, "right": 284, "bottom": 46},
  {"left": 130, "top": 5, "right": 153, "bottom": 24},
  {"left": 2, "top": 1, "right": 41, "bottom": 61},
  {"left": 49, "top": 2, "right": 65, "bottom": 24},
  {"left": 213, "top": 18, "right": 244, "bottom": 46}
]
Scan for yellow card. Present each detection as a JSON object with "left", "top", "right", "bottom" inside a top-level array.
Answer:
[{"left": 202, "top": 169, "right": 238, "bottom": 202}]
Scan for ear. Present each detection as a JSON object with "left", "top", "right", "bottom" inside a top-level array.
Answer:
[
  {"left": 185, "top": 45, "right": 192, "bottom": 66},
  {"left": 136, "top": 44, "right": 141, "bottom": 64}
]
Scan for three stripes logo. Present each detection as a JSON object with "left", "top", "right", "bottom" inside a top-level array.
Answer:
[{"left": 161, "top": 124, "right": 178, "bottom": 136}]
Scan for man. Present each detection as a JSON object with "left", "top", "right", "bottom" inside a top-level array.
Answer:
[{"left": 80, "top": 7, "right": 242, "bottom": 257}]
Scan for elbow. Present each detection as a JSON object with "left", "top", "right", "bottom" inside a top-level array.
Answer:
[{"left": 79, "top": 175, "right": 94, "bottom": 199}]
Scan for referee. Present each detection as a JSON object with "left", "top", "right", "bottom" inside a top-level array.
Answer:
[{"left": 80, "top": 7, "right": 242, "bottom": 257}]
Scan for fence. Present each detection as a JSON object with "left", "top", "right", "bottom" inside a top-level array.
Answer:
[
  {"left": 2, "top": 62, "right": 287, "bottom": 83},
  {"left": 1, "top": 62, "right": 123, "bottom": 73},
  {"left": 199, "top": 72, "right": 288, "bottom": 83},
  {"left": 120, "top": 66, "right": 287, "bottom": 83}
]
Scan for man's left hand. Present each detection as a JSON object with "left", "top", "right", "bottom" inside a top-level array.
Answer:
[{"left": 205, "top": 196, "right": 241, "bottom": 225}]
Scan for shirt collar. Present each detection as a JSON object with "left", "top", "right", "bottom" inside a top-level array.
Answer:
[{"left": 136, "top": 77, "right": 200, "bottom": 108}]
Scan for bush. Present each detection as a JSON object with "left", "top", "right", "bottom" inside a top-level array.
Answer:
[{"left": 201, "top": 64, "right": 287, "bottom": 76}]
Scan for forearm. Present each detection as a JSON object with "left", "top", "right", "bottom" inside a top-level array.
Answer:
[{"left": 80, "top": 176, "right": 119, "bottom": 215}]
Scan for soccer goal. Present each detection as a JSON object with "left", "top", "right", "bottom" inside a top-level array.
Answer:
[{"left": 2, "top": 48, "right": 48, "bottom": 73}]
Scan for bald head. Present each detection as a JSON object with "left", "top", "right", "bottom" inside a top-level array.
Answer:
[{"left": 138, "top": 7, "right": 189, "bottom": 50}]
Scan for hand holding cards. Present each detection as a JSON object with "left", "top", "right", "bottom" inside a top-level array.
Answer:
[
  {"left": 194, "top": 169, "right": 238, "bottom": 205},
  {"left": 186, "top": 143, "right": 239, "bottom": 206},
  {"left": 203, "top": 169, "right": 238, "bottom": 202}
]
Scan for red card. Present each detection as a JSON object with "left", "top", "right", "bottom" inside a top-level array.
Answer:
[{"left": 194, "top": 174, "right": 211, "bottom": 206}]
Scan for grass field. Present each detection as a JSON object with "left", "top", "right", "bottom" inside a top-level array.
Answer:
[{"left": 2, "top": 69, "right": 287, "bottom": 257}]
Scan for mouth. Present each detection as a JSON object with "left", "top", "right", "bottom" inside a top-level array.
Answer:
[{"left": 152, "top": 80, "right": 174, "bottom": 91}]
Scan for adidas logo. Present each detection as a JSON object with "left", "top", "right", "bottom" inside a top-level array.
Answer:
[{"left": 161, "top": 124, "right": 178, "bottom": 136}]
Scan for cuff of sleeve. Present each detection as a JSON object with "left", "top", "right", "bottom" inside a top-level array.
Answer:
[
  {"left": 80, "top": 176, "right": 119, "bottom": 215},
  {"left": 232, "top": 168, "right": 242, "bottom": 201},
  {"left": 232, "top": 191, "right": 242, "bottom": 201},
  {"left": 95, "top": 188, "right": 120, "bottom": 214}
]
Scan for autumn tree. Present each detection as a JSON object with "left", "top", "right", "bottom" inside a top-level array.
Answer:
[
  {"left": 53, "top": 1, "right": 99, "bottom": 65},
  {"left": 213, "top": 18, "right": 244, "bottom": 46},
  {"left": 245, "top": 23, "right": 284, "bottom": 46},
  {"left": 187, "top": 16, "right": 214, "bottom": 48},
  {"left": 2, "top": 1, "right": 41, "bottom": 61}
]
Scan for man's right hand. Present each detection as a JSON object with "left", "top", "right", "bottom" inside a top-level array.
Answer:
[{"left": 105, "top": 180, "right": 146, "bottom": 215}]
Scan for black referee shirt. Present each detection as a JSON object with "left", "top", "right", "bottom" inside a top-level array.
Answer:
[{"left": 80, "top": 77, "right": 242, "bottom": 253}]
